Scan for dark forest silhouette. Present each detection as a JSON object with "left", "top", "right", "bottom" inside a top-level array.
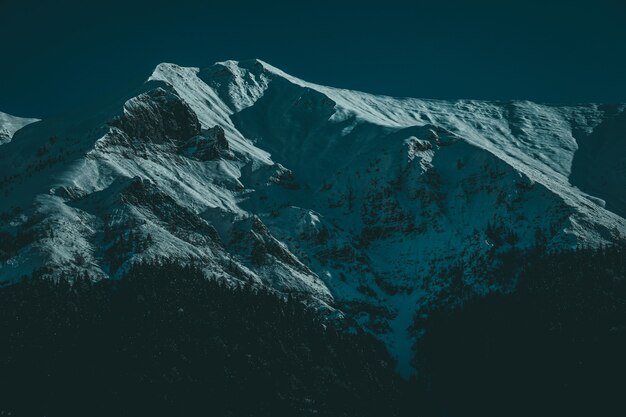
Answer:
[
  {"left": 413, "top": 244, "right": 626, "bottom": 417},
  {"left": 0, "top": 244, "right": 624, "bottom": 416}
]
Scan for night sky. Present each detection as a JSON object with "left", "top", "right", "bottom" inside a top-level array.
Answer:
[{"left": 1, "top": 0, "right": 625, "bottom": 118}]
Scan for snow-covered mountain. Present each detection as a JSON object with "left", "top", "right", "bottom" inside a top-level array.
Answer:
[
  {"left": 1, "top": 59, "right": 625, "bottom": 375},
  {"left": 0, "top": 111, "right": 39, "bottom": 145}
]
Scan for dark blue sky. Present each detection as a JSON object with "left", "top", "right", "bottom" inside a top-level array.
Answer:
[{"left": 1, "top": 0, "right": 625, "bottom": 118}]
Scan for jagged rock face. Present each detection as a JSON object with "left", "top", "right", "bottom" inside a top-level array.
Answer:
[
  {"left": 1, "top": 59, "right": 625, "bottom": 376},
  {"left": 110, "top": 87, "right": 201, "bottom": 144},
  {"left": 207, "top": 125, "right": 229, "bottom": 149},
  {"left": 179, "top": 125, "right": 233, "bottom": 161}
]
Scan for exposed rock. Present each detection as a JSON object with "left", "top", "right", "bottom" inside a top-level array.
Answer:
[
  {"left": 178, "top": 125, "right": 234, "bottom": 161},
  {"left": 110, "top": 87, "right": 200, "bottom": 144}
]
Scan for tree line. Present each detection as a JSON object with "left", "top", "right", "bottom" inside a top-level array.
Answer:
[{"left": 1, "top": 244, "right": 624, "bottom": 416}]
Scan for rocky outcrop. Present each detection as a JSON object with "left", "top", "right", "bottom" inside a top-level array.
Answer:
[
  {"left": 110, "top": 87, "right": 200, "bottom": 144},
  {"left": 178, "top": 125, "right": 234, "bottom": 161}
]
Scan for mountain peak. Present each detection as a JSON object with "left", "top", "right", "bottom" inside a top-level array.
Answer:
[
  {"left": 147, "top": 62, "right": 198, "bottom": 84},
  {"left": 1, "top": 58, "right": 625, "bottom": 376},
  {"left": 147, "top": 59, "right": 295, "bottom": 86},
  {"left": 0, "top": 111, "right": 40, "bottom": 145},
  {"left": 213, "top": 58, "right": 293, "bottom": 78}
]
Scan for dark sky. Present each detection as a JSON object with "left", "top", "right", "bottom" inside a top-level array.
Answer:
[{"left": 1, "top": 0, "right": 625, "bottom": 118}]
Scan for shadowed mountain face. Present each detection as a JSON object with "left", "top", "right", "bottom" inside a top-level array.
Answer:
[
  {"left": 0, "top": 112, "right": 39, "bottom": 145},
  {"left": 0, "top": 59, "right": 625, "bottom": 375},
  {"left": 569, "top": 104, "right": 626, "bottom": 218}
]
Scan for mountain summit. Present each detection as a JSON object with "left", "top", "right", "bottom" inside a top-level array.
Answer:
[
  {"left": 0, "top": 111, "right": 39, "bottom": 145},
  {"left": 1, "top": 59, "right": 625, "bottom": 374}
]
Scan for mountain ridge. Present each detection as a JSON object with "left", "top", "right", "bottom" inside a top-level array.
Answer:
[
  {"left": 0, "top": 111, "right": 40, "bottom": 145},
  {"left": 1, "top": 59, "right": 625, "bottom": 375}
]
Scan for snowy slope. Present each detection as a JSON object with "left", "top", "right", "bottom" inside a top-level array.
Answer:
[
  {"left": 0, "top": 111, "right": 39, "bottom": 145},
  {"left": 1, "top": 59, "right": 625, "bottom": 375}
]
